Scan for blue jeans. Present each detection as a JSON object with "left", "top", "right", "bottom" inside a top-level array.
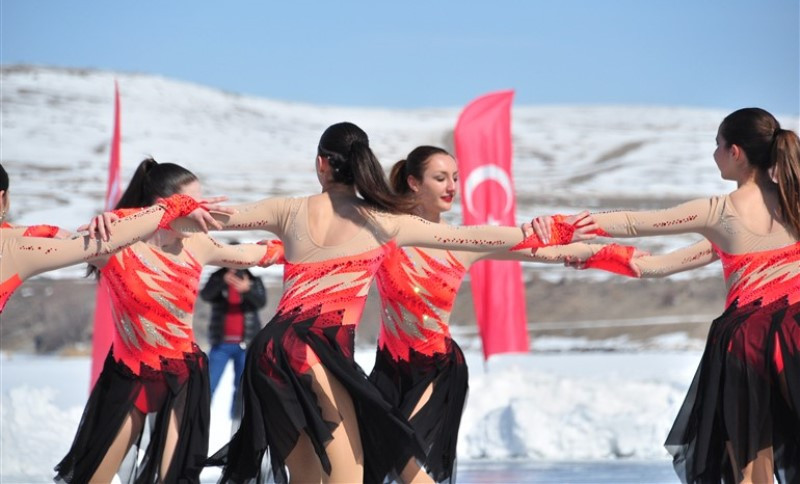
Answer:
[{"left": 208, "top": 342, "right": 246, "bottom": 418}]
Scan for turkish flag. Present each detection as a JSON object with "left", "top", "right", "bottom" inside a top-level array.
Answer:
[
  {"left": 454, "top": 90, "right": 529, "bottom": 359},
  {"left": 90, "top": 82, "right": 123, "bottom": 388}
]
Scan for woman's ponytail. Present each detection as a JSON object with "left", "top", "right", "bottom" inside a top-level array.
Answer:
[
  {"left": 115, "top": 158, "right": 198, "bottom": 210},
  {"left": 771, "top": 128, "right": 800, "bottom": 237},
  {"left": 318, "top": 122, "right": 414, "bottom": 213},
  {"left": 390, "top": 159, "right": 410, "bottom": 196},
  {"left": 348, "top": 140, "right": 414, "bottom": 213}
]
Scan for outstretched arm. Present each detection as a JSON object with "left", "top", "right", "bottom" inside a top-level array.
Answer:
[
  {"left": 630, "top": 239, "right": 719, "bottom": 278},
  {"left": 391, "top": 212, "right": 595, "bottom": 253},
  {"left": 9, "top": 195, "right": 201, "bottom": 280},
  {"left": 534, "top": 198, "right": 722, "bottom": 242},
  {"left": 195, "top": 236, "right": 285, "bottom": 270},
  {"left": 470, "top": 242, "right": 623, "bottom": 264},
  {"left": 170, "top": 197, "right": 288, "bottom": 237},
  {"left": 564, "top": 239, "right": 719, "bottom": 278}
]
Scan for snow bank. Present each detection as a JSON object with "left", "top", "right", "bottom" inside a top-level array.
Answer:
[{"left": 0, "top": 348, "right": 702, "bottom": 480}]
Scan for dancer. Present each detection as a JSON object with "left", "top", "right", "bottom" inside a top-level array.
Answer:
[
  {"left": 54, "top": 159, "right": 284, "bottom": 484},
  {"left": 194, "top": 122, "right": 633, "bottom": 484},
  {"left": 369, "top": 145, "right": 644, "bottom": 483},
  {"left": 537, "top": 108, "right": 800, "bottom": 483},
  {"left": 0, "top": 163, "right": 220, "bottom": 313}
]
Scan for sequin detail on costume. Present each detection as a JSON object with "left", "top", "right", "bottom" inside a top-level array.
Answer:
[
  {"left": 264, "top": 245, "right": 390, "bottom": 374},
  {"left": 511, "top": 214, "right": 576, "bottom": 250},
  {"left": 0, "top": 224, "right": 60, "bottom": 311},
  {"left": 0, "top": 274, "right": 22, "bottom": 313},
  {"left": 156, "top": 193, "right": 200, "bottom": 229},
  {"left": 582, "top": 244, "right": 637, "bottom": 277},
  {"left": 257, "top": 239, "right": 286, "bottom": 266},
  {"left": 101, "top": 245, "right": 202, "bottom": 374},
  {"left": 713, "top": 242, "right": 800, "bottom": 307},
  {"left": 376, "top": 244, "right": 467, "bottom": 361}
]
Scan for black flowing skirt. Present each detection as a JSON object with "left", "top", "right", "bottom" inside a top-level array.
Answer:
[
  {"left": 665, "top": 297, "right": 800, "bottom": 483},
  {"left": 206, "top": 308, "right": 424, "bottom": 484},
  {"left": 54, "top": 345, "right": 210, "bottom": 484},
  {"left": 369, "top": 337, "right": 469, "bottom": 483}
]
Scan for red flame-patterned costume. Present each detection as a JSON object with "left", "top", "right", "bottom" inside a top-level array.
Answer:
[
  {"left": 564, "top": 195, "right": 800, "bottom": 482},
  {"left": 198, "top": 195, "right": 634, "bottom": 483},
  {"left": 54, "top": 197, "right": 283, "bottom": 484},
  {"left": 370, "top": 236, "right": 633, "bottom": 482}
]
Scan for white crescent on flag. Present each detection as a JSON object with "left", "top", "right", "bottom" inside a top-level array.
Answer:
[{"left": 463, "top": 163, "right": 514, "bottom": 219}]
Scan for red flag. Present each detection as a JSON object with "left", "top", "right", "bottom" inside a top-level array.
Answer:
[
  {"left": 454, "top": 90, "right": 529, "bottom": 360},
  {"left": 90, "top": 82, "right": 123, "bottom": 388}
]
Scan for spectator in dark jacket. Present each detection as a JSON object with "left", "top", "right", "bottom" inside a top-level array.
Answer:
[{"left": 200, "top": 266, "right": 267, "bottom": 418}]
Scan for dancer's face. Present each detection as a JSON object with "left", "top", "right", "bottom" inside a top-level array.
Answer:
[
  {"left": 409, "top": 154, "right": 458, "bottom": 215},
  {"left": 713, "top": 131, "right": 742, "bottom": 181}
]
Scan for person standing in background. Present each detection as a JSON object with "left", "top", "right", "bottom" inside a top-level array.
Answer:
[{"left": 201, "top": 252, "right": 268, "bottom": 420}]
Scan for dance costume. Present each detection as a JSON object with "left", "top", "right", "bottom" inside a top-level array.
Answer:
[
  {"left": 575, "top": 195, "right": 800, "bottom": 483},
  {"left": 0, "top": 196, "right": 197, "bottom": 313},
  {"left": 201, "top": 196, "right": 585, "bottom": 483},
  {"left": 370, "top": 241, "right": 634, "bottom": 482},
  {"left": 54, "top": 208, "right": 282, "bottom": 483}
]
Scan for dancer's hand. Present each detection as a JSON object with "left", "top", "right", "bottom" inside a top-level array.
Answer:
[
  {"left": 198, "top": 196, "right": 235, "bottom": 215},
  {"left": 568, "top": 212, "right": 600, "bottom": 241},
  {"left": 176, "top": 196, "right": 235, "bottom": 233},
  {"left": 521, "top": 222, "right": 534, "bottom": 238},
  {"left": 81, "top": 212, "right": 120, "bottom": 241},
  {"left": 531, "top": 212, "right": 599, "bottom": 244},
  {"left": 564, "top": 248, "right": 648, "bottom": 276}
]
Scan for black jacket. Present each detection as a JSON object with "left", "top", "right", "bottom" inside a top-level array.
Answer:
[{"left": 200, "top": 268, "right": 267, "bottom": 346}]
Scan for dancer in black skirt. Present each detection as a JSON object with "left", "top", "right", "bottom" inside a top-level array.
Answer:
[
  {"left": 370, "top": 146, "right": 641, "bottom": 483},
  {"left": 538, "top": 108, "right": 800, "bottom": 483},
  {"left": 54, "top": 159, "right": 283, "bottom": 483},
  {"left": 198, "top": 122, "right": 611, "bottom": 483}
]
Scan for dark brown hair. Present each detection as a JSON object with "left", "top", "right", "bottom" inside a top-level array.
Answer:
[
  {"left": 115, "top": 158, "right": 198, "bottom": 209},
  {"left": 0, "top": 163, "right": 8, "bottom": 192},
  {"left": 389, "top": 146, "right": 452, "bottom": 200},
  {"left": 317, "top": 122, "right": 413, "bottom": 213},
  {"left": 719, "top": 108, "right": 800, "bottom": 237},
  {"left": 88, "top": 158, "right": 198, "bottom": 277}
]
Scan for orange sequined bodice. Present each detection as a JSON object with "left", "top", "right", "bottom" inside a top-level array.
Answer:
[
  {"left": 376, "top": 244, "right": 467, "bottom": 361},
  {"left": 276, "top": 244, "right": 391, "bottom": 327},
  {"left": 101, "top": 245, "right": 202, "bottom": 374},
  {"left": 714, "top": 242, "right": 800, "bottom": 308},
  {"left": 266, "top": 245, "right": 391, "bottom": 374}
]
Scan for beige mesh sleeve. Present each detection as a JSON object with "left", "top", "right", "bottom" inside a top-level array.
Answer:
[
  {"left": 192, "top": 235, "right": 279, "bottom": 269},
  {"left": 7, "top": 205, "right": 168, "bottom": 280},
  {"left": 388, "top": 213, "right": 527, "bottom": 251},
  {"left": 632, "top": 239, "right": 719, "bottom": 278},
  {"left": 591, "top": 197, "right": 722, "bottom": 238},
  {"left": 170, "top": 197, "right": 290, "bottom": 236}
]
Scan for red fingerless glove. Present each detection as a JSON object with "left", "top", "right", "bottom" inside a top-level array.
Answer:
[
  {"left": 257, "top": 239, "right": 286, "bottom": 266},
  {"left": 582, "top": 244, "right": 638, "bottom": 277},
  {"left": 512, "top": 215, "right": 576, "bottom": 250},
  {"left": 22, "top": 224, "right": 60, "bottom": 238},
  {"left": 156, "top": 194, "right": 201, "bottom": 229}
]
